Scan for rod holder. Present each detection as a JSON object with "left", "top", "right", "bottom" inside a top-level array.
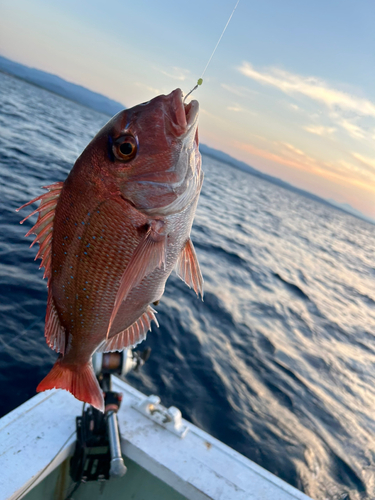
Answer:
[{"left": 107, "top": 411, "right": 127, "bottom": 478}]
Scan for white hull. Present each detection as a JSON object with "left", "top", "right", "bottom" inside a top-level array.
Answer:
[{"left": 0, "top": 377, "right": 312, "bottom": 500}]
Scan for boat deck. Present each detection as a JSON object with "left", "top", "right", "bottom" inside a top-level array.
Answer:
[{"left": 0, "top": 376, "right": 312, "bottom": 500}]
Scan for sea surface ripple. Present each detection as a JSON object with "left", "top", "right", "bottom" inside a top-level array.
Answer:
[{"left": 1, "top": 72, "right": 374, "bottom": 500}]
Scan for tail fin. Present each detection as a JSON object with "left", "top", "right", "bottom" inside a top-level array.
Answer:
[{"left": 37, "top": 358, "right": 104, "bottom": 412}]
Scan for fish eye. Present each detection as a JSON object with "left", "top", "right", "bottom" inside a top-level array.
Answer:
[{"left": 112, "top": 135, "right": 137, "bottom": 162}]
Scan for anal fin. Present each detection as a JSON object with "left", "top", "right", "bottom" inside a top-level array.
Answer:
[
  {"left": 99, "top": 306, "right": 158, "bottom": 352},
  {"left": 175, "top": 238, "right": 203, "bottom": 298}
]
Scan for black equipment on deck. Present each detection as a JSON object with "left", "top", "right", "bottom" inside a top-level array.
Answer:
[
  {"left": 69, "top": 377, "right": 125, "bottom": 483},
  {"left": 66, "top": 348, "right": 151, "bottom": 498}
]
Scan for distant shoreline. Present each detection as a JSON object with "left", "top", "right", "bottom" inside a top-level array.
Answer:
[
  {"left": 199, "top": 146, "right": 375, "bottom": 226},
  {"left": 0, "top": 54, "right": 125, "bottom": 116},
  {"left": 0, "top": 69, "right": 116, "bottom": 117}
]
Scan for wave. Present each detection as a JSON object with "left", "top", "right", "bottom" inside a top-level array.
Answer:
[{"left": 273, "top": 272, "right": 310, "bottom": 300}]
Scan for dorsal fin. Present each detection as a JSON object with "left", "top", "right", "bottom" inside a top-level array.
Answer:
[
  {"left": 17, "top": 182, "right": 63, "bottom": 281},
  {"left": 175, "top": 238, "right": 204, "bottom": 299},
  {"left": 45, "top": 290, "right": 66, "bottom": 355},
  {"left": 98, "top": 306, "right": 158, "bottom": 353}
]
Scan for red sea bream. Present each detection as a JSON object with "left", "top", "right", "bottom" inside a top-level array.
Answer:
[{"left": 17, "top": 89, "right": 203, "bottom": 411}]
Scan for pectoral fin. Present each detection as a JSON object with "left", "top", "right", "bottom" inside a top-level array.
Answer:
[
  {"left": 175, "top": 238, "right": 203, "bottom": 299},
  {"left": 106, "top": 222, "right": 166, "bottom": 337}
]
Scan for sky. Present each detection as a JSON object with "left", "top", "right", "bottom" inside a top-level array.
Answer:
[{"left": 1, "top": 0, "right": 375, "bottom": 218}]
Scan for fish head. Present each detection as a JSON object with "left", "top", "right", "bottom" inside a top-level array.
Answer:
[{"left": 82, "top": 89, "right": 202, "bottom": 215}]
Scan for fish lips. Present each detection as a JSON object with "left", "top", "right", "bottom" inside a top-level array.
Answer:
[{"left": 168, "top": 88, "right": 199, "bottom": 141}]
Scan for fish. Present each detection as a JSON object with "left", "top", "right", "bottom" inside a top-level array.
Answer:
[{"left": 17, "top": 89, "right": 203, "bottom": 412}]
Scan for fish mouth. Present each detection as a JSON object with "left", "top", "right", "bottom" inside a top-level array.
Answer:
[
  {"left": 170, "top": 89, "right": 199, "bottom": 137},
  {"left": 184, "top": 99, "right": 199, "bottom": 128}
]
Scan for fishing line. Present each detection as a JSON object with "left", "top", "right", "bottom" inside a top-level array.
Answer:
[{"left": 184, "top": 0, "right": 240, "bottom": 102}]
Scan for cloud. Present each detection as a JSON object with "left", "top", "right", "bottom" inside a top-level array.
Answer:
[
  {"left": 200, "top": 108, "right": 226, "bottom": 122},
  {"left": 282, "top": 143, "right": 306, "bottom": 157},
  {"left": 290, "top": 103, "right": 300, "bottom": 111},
  {"left": 234, "top": 140, "right": 375, "bottom": 193},
  {"left": 238, "top": 62, "right": 375, "bottom": 118},
  {"left": 221, "top": 83, "right": 258, "bottom": 98},
  {"left": 351, "top": 152, "right": 375, "bottom": 173},
  {"left": 227, "top": 105, "right": 243, "bottom": 112},
  {"left": 337, "top": 160, "right": 375, "bottom": 184},
  {"left": 238, "top": 62, "right": 375, "bottom": 142},
  {"left": 235, "top": 140, "right": 321, "bottom": 175},
  {"left": 227, "top": 105, "right": 257, "bottom": 115},
  {"left": 135, "top": 83, "right": 161, "bottom": 95},
  {"left": 331, "top": 116, "right": 365, "bottom": 139},
  {"left": 304, "top": 125, "right": 336, "bottom": 136},
  {"left": 154, "top": 66, "right": 190, "bottom": 81}
]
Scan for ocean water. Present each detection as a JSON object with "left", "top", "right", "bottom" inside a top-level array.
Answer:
[{"left": 1, "top": 71, "right": 375, "bottom": 500}]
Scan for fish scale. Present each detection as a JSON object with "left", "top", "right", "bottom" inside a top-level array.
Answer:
[
  {"left": 18, "top": 88, "right": 204, "bottom": 411},
  {"left": 53, "top": 196, "right": 146, "bottom": 351}
]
